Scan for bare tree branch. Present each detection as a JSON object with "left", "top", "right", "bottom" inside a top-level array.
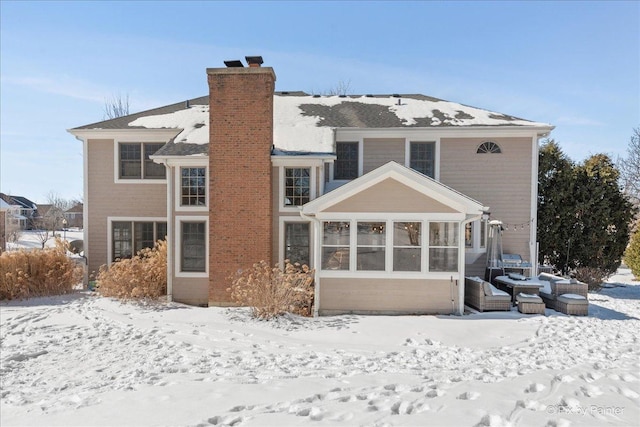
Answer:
[
  {"left": 311, "top": 80, "right": 352, "bottom": 96},
  {"left": 103, "top": 93, "right": 130, "bottom": 119}
]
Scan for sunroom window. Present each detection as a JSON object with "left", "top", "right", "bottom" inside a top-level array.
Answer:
[
  {"left": 322, "top": 221, "right": 350, "bottom": 270},
  {"left": 393, "top": 222, "right": 421, "bottom": 271},
  {"left": 465, "top": 222, "right": 473, "bottom": 248},
  {"left": 429, "top": 222, "right": 458, "bottom": 272},
  {"left": 357, "top": 222, "right": 385, "bottom": 271}
]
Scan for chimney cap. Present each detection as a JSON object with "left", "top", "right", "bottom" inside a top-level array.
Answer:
[
  {"left": 245, "top": 56, "right": 264, "bottom": 67},
  {"left": 224, "top": 60, "right": 244, "bottom": 68}
]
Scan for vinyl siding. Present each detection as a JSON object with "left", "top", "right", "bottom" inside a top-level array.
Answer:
[
  {"left": 172, "top": 277, "right": 208, "bottom": 306},
  {"left": 363, "top": 138, "right": 405, "bottom": 174},
  {"left": 86, "top": 139, "right": 166, "bottom": 278},
  {"left": 440, "top": 137, "right": 533, "bottom": 258},
  {"left": 324, "top": 178, "right": 458, "bottom": 213},
  {"left": 319, "top": 278, "right": 458, "bottom": 314}
]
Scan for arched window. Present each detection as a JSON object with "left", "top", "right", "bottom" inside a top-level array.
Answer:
[{"left": 476, "top": 141, "right": 502, "bottom": 154}]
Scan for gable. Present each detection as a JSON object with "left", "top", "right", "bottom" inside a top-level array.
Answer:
[{"left": 323, "top": 178, "right": 459, "bottom": 213}]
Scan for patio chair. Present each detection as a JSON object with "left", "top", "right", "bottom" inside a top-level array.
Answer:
[
  {"left": 465, "top": 276, "right": 512, "bottom": 312},
  {"left": 537, "top": 273, "right": 588, "bottom": 315}
]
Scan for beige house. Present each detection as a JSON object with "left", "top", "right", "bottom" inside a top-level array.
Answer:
[{"left": 69, "top": 56, "right": 553, "bottom": 315}]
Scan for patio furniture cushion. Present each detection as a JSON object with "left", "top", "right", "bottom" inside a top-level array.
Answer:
[
  {"left": 516, "top": 293, "right": 545, "bottom": 314},
  {"left": 484, "top": 282, "right": 509, "bottom": 297},
  {"left": 556, "top": 294, "right": 587, "bottom": 303},
  {"left": 516, "top": 293, "right": 543, "bottom": 303},
  {"left": 555, "top": 294, "right": 588, "bottom": 316}
]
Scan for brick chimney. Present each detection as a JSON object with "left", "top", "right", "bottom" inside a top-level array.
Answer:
[{"left": 207, "top": 56, "right": 276, "bottom": 305}]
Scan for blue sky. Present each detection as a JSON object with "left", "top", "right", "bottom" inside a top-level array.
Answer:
[{"left": 1, "top": 1, "right": 638, "bottom": 203}]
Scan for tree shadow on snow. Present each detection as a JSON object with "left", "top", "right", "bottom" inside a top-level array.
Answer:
[
  {"left": 0, "top": 291, "right": 88, "bottom": 307},
  {"left": 585, "top": 303, "right": 640, "bottom": 321}
]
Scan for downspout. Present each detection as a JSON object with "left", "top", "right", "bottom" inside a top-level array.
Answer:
[
  {"left": 81, "top": 137, "right": 90, "bottom": 288},
  {"left": 530, "top": 135, "right": 540, "bottom": 275},
  {"left": 299, "top": 210, "right": 321, "bottom": 318},
  {"left": 457, "top": 212, "right": 485, "bottom": 315},
  {"left": 155, "top": 159, "right": 173, "bottom": 302}
]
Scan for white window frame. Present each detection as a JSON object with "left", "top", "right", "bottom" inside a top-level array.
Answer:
[
  {"left": 465, "top": 219, "right": 488, "bottom": 255},
  {"left": 174, "top": 160, "right": 208, "bottom": 212},
  {"left": 392, "top": 221, "right": 422, "bottom": 272},
  {"left": 113, "top": 138, "right": 168, "bottom": 184},
  {"left": 427, "top": 221, "right": 459, "bottom": 273},
  {"left": 278, "top": 217, "right": 313, "bottom": 268},
  {"left": 332, "top": 140, "right": 362, "bottom": 181},
  {"left": 406, "top": 140, "right": 438, "bottom": 179},
  {"left": 317, "top": 213, "right": 464, "bottom": 280},
  {"left": 356, "top": 220, "right": 387, "bottom": 272},
  {"left": 107, "top": 217, "right": 167, "bottom": 265},
  {"left": 282, "top": 167, "right": 312, "bottom": 209},
  {"left": 329, "top": 130, "right": 443, "bottom": 183},
  {"left": 175, "top": 215, "right": 209, "bottom": 278},
  {"left": 274, "top": 160, "right": 321, "bottom": 212}
]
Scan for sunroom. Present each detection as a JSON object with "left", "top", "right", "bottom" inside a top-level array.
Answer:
[{"left": 300, "top": 161, "right": 487, "bottom": 316}]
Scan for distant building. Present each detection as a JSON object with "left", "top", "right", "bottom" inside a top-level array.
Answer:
[
  {"left": 0, "top": 193, "right": 37, "bottom": 230},
  {"left": 64, "top": 203, "right": 84, "bottom": 229}
]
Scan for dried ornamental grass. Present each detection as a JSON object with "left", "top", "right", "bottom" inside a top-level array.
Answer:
[
  {"left": 227, "top": 260, "right": 315, "bottom": 319},
  {"left": 0, "top": 239, "right": 83, "bottom": 300},
  {"left": 96, "top": 240, "right": 167, "bottom": 300}
]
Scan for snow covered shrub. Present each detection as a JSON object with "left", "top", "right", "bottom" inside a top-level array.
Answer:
[
  {"left": 574, "top": 266, "right": 608, "bottom": 292},
  {"left": 227, "top": 260, "right": 315, "bottom": 319},
  {"left": 625, "top": 222, "right": 640, "bottom": 279},
  {"left": 0, "top": 239, "right": 83, "bottom": 300},
  {"left": 96, "top": 240, "right": 167, "bottom": 300}
]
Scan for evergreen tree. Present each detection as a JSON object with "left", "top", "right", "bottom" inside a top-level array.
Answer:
[
  {"left": 538, "top": 142, "right": 635, "bottom": 275},
  {"left": 537, "top": 140, "right": 575, "bottom": 270},
  {"left": 571, "top": 154, "right": 634, "bottom": 275},
  {"left": 625, "top": 221, "right": 640, "bottom": 278}
]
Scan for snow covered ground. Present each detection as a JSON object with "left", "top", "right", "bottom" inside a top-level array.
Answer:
[{"left": 1, "top": 267, "right": 638, "bottom": 426}]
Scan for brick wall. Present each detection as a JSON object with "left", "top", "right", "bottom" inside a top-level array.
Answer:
[{"left": 207, "top": 66, "right": 276, "bottom": 305}]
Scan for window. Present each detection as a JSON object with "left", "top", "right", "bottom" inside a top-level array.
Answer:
[
  {"left": 322, "top": 221, "right": 350, "bottom": 270},
  {"left": 429, "top": 222, "right": 458, "bottom": 272},
  {"left": 357, "top": 222, "right": 385, "bottom": 271},
  {"left": 319, "top": 220, "right": 462, "bottom": 273},
  {"left": 118, "top": 143, "right": 166, "bottom": 179},
  {"left": 394, "top": 222, "right": 421, "bottom": 271},
  {"left": 465, "top": 222, "right": 473, "bottom": 248},
  {"left": 284, "top": 222, "right": 310, "bottom": 266},
  {"left": 134, "top": 222, "right": 155, "bottom": 253},
  {"left": 181, "top": 167, "right": 206, "bottom": 206},
  {"left": 284, "top": 168, "right": 310, "bottom": 206},
  {"left": 334, "top": 142, "right": 358, "bottom": 180},
  {"left": 465, "top": 220, "right": 487, "bottom": 251},
  {"left": 112, "top": 220, "right": 166, "bottom": 261},
  {"left": 181, "top": 222, "right": 206, "bottom": 272},
  {"left": 477, "top": 141, "right": 502, "bottom": 154},
  {"left": 410, "top": 142, "right": 435, "bottom": 178},
  {"left": 112, "top": 222, "right": 133, "bottom": 261}
]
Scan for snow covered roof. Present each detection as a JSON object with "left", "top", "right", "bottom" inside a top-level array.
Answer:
[{"left": 72, "top": 93, "right": 552, "bottom": 157}]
